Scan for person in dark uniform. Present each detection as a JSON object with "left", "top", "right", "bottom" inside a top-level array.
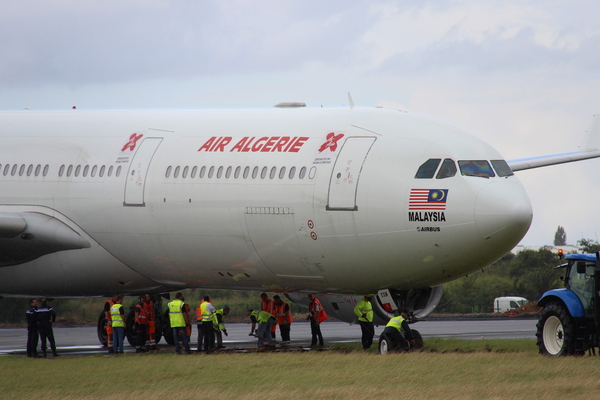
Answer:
[
  {"left": 26, "top": 299, "right": 39, "bottom": 358},
  {"left": 36, "top": 298, "right": 58, "bottom": 357},
  {"left": 382, "top": 310, "right": 414, "bottom": 351}
]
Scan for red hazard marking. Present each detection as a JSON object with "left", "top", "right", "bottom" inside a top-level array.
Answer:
[
  {"left": 318, "top": 132, "right": 344, "bottom": 153},
  {"left": 307, "top": 220, "right": 314, "bottom": 229},
  {"left": 310, "top": 232, "right": 318, "bottom": 240},
  {"left": 122, "top": 133, "right": 144, "bottom": 152}
]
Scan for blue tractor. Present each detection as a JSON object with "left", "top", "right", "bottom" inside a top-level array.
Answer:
[{"left": 537, "top": 252, "right": 599, "bottom": 356}]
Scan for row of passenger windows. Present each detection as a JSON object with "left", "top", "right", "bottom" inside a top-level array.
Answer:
[
  {"left": 415, "top": 158, "right": 514, "bottom": 179},
  {"left": 165, "top": 165, "right": 313, "bottom": 180},
  {"left": 59, "top": 164, "right": 123, "bottom": 178},
  {"left": 1, "top": 164, "right": 50, "bottom": 177}
]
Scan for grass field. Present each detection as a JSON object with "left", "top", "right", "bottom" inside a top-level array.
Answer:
[{"left": 2, "top": 339, "right": 600, "bottom": 399}]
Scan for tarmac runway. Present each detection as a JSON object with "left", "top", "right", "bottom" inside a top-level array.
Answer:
[{"left": 0, "top": 318, "right": 538, "bottom": 356}]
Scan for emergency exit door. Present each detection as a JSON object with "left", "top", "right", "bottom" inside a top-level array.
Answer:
[
  {"left": 327, "top": 137, "right": 376, "bottom": 211},
  {"left": 124, "top": 137, "right": 163, "bottom": 206}
]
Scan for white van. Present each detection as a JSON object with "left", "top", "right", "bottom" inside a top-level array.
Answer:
[{"left": 493, "top": 296, "right": 528, "bottom": 313}]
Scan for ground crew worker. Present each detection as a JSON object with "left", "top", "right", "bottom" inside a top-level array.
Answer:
[
  {"left": 26, "top": 299, "right": 39, "bottom": 357},
  {"left": 196, "top": 298, "right": 205, "bottom": 352},
  {"left": 200, "top": 295, "right": 216, "bottom": 353},
  {"left": 383, "top": 310, "right": 415, "bottom": 351},
  {"left": 143, "top": 294, "right": 157, "bottom": 350},
  {"left": 110, "top": 295, "right": 126, "bottom": 354},
  {"left": 134, "top": 296, "right": 149, "bottom": 353},
  {"left": 308, "top": 294, "right": 327, "bottom": 346},
  {"left": 248, "top": 309, "right": 276, "bottom": 348},
  {"left": 354, "top": 295, "right": 375, "bottom": 349},
  {"left": 273, "top": 295, "right": 292, "bottom": 345},
  {"left": 260, "top": 293, "right": 277, "bottom": 339},
  {"left": 168, "top": 292, "right": 191, "bottom": 354},
  {"left": 103, "top": 294, "right": 118, "bottom": 354},
  {"left": 36, "top": 298, "right": 58, "bottom": 357},
  {"left": 213, "top": 306, "right": 230, "bottom": 349}
]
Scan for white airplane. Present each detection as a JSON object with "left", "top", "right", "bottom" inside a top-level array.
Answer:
[{"left": 0, "top": 102, "right": 599, "bottom": 329}]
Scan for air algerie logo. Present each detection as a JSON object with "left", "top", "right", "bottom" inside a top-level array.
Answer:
[
  {"left": 122, "top": 133, "right": 144, "bottom": 152},
  {"left": 318, "top": 132, "right": 344, "bottom": 153},
  {"left": 408, "top": 189, "right": 448, "bottom": 223}
]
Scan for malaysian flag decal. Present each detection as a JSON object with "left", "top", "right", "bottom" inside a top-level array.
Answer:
[{"left": 409, "top": 189, "right": 448, "bottom": 210}]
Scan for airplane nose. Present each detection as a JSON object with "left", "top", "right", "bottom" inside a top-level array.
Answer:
[{"left": 474, "top": 181, "right": 533, "bottom": 241}]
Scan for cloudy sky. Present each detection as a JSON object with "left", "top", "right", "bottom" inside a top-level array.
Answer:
[{"left": 2, "top": 1, "right": 600, "bottom": 246}]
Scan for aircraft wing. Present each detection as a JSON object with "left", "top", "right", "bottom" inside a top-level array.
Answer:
[{"left": 509, "top": 113, "right": 600, "bottom": 172}]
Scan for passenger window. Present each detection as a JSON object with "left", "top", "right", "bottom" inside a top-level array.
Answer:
[
  {"left": 191, "top": 166, "right": 198, "bottom": 178},
  {"left": 165, "top": 166, "right": 172, "bottom": 178},
  {"left": 43, "top": 165, "right": 49, "bottom": 177},
  {"left": 75, "top": 165, "right": 81, "bottom": 177},
  {"left": 299, "top": 167, "right": 306, "bottom": 179},
  {"left": 415, "top": 159, "right": 441, "bottom": 179},
  {"left": 99, "top": 165, "right": 106, "bottom": 177},
  {"left": 491, "top": 160, "right": 514, "bottom": 177},
  {"left": 27, "top": 164, "right": 33, "bottom": 176},
  {"left": 19, "top": 164, "right": 25, "bottom": 176},
  {"left": 269, "top": 167, "right": 276, "bottom": 179},
  {"left": 261, "top": 167, "right": 268, "bottom": 179},
  {"left": 91, "top": 165, "right": 97, "bottom": 177},
  {"left": 182, "top": 166, "right": 189, "bottom": 178},
  {"left": 59, "top": 165, "right": 65, "bottom": 177},
  {"left": 289, "top": 166, "right": 296, "bottom": 179},
  {"left": 3, "top": 164, "right": 9, "bottom": 176},
  {"left": 35, "top": 165, "right": 41, "bottom": 176},
  {"left": 83, "top": 165, "right": 89, "bottom": 177},
  {"left": 279, "top": 167, "right": 286, "bottom": 179},
  {"left": 252, "top": 167, "right": 259, "bottom": 179},
  {"left": 199, "top": 166, "right": 206, "bottom": 178},
  {"left": 174, "top": 166, "right": 181, "bottom": 178},
  {"left": 458, "top": 160, "right": 495, "bottom": 178},
  {"left": 208, "top": 166, "right": 215, "bottom": 178},
  {"left": 67, "top": 165, "right": 73, "bottom": 177},
  {"left": 436, "top": 159, "right": 457, "bottom": 179},
  {"left": 243, "top": 166, "right": 250, "bottom": 179},
  {"left": 116, "top": 166, "right": 122, "bottom": 177},
  {"left": 108, "top": 166, "right": 114, "bottom": 177},
  {"left": 226, "top": 166, "right": 232, "bottom": 179},
  {"left": 234, "top": 166, "right": 241, "bottom": 179},
  {"left": 216, "top": 166, "right": 223, "bottom": 178},
  {"left": 12, "top": 164, "right": 18, "bottom": 176}
]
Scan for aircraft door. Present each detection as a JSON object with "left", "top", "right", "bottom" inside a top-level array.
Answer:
[
  {"left": 327, "top": 137, "right": 376, "bottom": 211},
  {"left": 124, "top": 137, "right": 163, "bottom": 207}
]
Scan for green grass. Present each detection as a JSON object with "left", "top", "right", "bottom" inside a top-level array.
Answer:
[{"left": 2, "top": 339, "right": 600, "bottom": 400}]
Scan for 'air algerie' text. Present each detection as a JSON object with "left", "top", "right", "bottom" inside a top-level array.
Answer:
[{"left": 198, "top": 136, "right": 309, "bottom": 152}]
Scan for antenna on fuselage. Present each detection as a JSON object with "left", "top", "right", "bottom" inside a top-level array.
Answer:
[{"left": 348, "top": 92, "right": 355, "bottom": 110}]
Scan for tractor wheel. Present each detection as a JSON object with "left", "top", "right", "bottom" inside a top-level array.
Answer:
[
  {"left": 536, "top": 302, "right": 577, "bottom": 356},
  {"left": 97, "top": 312, "right": 108, "bottom": 346},
  {"left": 126, "top": 309, "right": 137, "bottom": 347}
]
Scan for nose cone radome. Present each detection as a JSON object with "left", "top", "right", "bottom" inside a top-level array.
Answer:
[{"left": 474, "top": 181, "right": 533, "bottom": 244}]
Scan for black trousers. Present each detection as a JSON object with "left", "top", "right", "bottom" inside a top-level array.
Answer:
[
  {"left": 279, "top": 324, "right": 291, "bottom": 342},
  {"left": 383, "top": 327, "right": 408, "bottom": 350},
  {"left": 359, "top": 320, "right": 375, "bottom": 349},
  {"left": 202, "top": 321, "right": 215, "bottom": 352},
  {"left": 39, "top": 324, "right": 57, "bottom": 355},
  {"left": 27, "top": 327, "right": 38, "bottom": 357},
  {"left": 310, "top": 319, "right": 323, "bottom": 346}
]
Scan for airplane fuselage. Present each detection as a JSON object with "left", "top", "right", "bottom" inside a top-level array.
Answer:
[{"left": 0, "top": 106, "right": 532, "bottom": 298}]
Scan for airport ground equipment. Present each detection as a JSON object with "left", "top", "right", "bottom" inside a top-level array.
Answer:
[{"left": 537, "top": 252, "right": 600, "bottom": 356}]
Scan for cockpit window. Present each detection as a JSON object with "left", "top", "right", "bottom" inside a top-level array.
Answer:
[
  {"left": 490, "top": 160, "right": 514, "bottom": 177},
  {"left": 415, "top": 159, "right": 441, "bottom": 179},
  {"left": 458, "top": 160, "right": 495, "bottom": 178},
  {"left": 436, "top": 159, "right": 457, "bottom": 179}
]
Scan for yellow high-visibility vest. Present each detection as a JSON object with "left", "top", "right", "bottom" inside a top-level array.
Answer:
[{"left": 110, "top": 304, "right": 124, "bottom": 328}]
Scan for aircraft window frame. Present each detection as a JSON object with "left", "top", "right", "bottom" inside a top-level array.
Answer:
[
  {"left": 174, "top": 166, "right": 181, "bottom": 178},
  {"left": 91, "top": 165, "right": 97, "bottom": 177},
  {"left": 3, "top": 164, "right": 9, "bottom": 176},
  {"left": 59, "top": 165, "right": 65, "bottom": 177},
  {"left": 116, "top": 166, "right": 122, "bottom": 177},
  {"left": 165, "top": 166, "right": 172, "bottom": 178},
  {"left": 67, "top": 165, "right": 73, "bottom": 177},
  {"left": 83, "top": 165, "right": 89, "bottom": 177},
  {"left": 252, "top": 167, "right": 259, "bottom": 179},
  {"left": 234, "top": 166, "right": 241, "bottom": 179},
  {"left": 226, "top": 166, "right": 232, "bottom": 179},
  {"left": 99, "top": 165, "right": 106, "bottom": 177},
  {"left": 289, "top": 166, "right": 296, "bottom": 179},
  {"left": 279, "top": 167, "right": 286, "bottom": 179},
  {"left": 108, "top": 166, "right": 114, "bottom": 177},
  {"left": 243, "top": 166, "right": 250, "bottom": 179},
  {"left": 261, "top": 167, "right": 268, "bottom": 179},
  {"left": 18, "top": 164, "right": 25, "bottom": 176},
  {"left": 217, "top": 166, "right": 223, "bottom": 179},
  {"left": 436, "top": 158, "right": 457, "bottom": 179},
  {"left": 208, "top": 166, "right": 215, "bottom": 179},
  {"left": 11, "top": 164, "right": 18, "bottom": 176},
  {"left": 309, "top": 166, "right": 317, "bottom": 179},
  {"left": 299, "top": 167, "right": 306, "bottom": 179},
  {"left": 43, "top": 165, "right": 49, "bottom": 177},
  {"left": 199, "top": 166, "right": 206, "bottom": 178},
  {"left": 490, "top": 160, "right": 514, "bottom": 177},
  {"left": 182, "top": 166, "right": 189, "bottom": 178},
  {"left": 458, "top": 160, "right": 495, "bottom": 178},
  {"left": 27, "top": 164, "right": 33, "bottom": 176},
  {"left": 269, "top": 167, "right": 276, "bottom": 179},
  {"left": 191, "top": 166, "right": 198, "bottom": 178},
  {"left": 35, "top": 165, "right": 41, "bottom": 176},
  {"left": 75, "top": 165, "right": 82, "bottom": 177},
  {"left": 415, "top": 158, "right": 441, "bottom": 179}
]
